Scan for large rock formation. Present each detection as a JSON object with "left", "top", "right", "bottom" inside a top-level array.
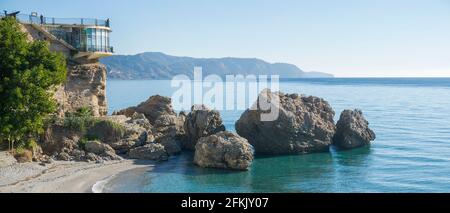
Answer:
[
  {"left": 333, "top": 109, "right": 376, "bottom": 149},
  {"left": 194, "top": 131, "right": 254, "bottom": 170},
  {"left": 183, "top": 105, "right": 225, "bottom": 150},
  {"left": 235, "top": 89, "right": 336, "bottom": 155},
  {"left": 54, "top": 63, "right": 108, "bottom": 117},
  {"left": 113, "top": 95, "right": 186, "bottom": 154}
]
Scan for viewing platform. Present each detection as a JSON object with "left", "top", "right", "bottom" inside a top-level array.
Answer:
[{"left": 2, "top": 11, "right": 113, "bottom": 61}]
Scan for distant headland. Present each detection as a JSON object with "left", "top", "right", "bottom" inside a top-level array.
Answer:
[{"left": 100, "top": 52, "right": 334, "bottom": 80}]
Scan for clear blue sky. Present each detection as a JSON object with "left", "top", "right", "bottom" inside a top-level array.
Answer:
[{"left": 2, "top": 0, "right": 450, "bottom": 77}]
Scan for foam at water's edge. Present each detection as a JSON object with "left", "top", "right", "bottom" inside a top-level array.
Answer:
[{"left": 92, "top": 175, "right": 116, "bottom": 193}]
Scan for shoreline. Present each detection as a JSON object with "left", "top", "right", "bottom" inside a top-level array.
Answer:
[{"left": 0, "top": 157, "right": 154, "bottom": 193}]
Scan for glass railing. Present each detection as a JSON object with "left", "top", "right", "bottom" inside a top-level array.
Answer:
[
  {"left": 15, "top": 14, "right": 110, "bottom": 27},
  {"left": 84, "top": 45, "right": 114, "bottom": 53}
]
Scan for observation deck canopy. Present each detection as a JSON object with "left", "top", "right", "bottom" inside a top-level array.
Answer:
[{"left": 2, "top": 11, "right": 113, "bottom": 60}]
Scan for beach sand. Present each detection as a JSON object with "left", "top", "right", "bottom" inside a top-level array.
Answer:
[{"left": 0, "top": 152, "right": 153, "bottom": 193}]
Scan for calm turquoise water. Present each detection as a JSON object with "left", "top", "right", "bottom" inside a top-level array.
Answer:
[{"left": 104, "top": 78, "right": 450, "bottom": 192}]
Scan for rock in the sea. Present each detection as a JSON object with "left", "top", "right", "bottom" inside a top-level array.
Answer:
[
  {"left": 183, "top": 105, "right": 225, "bottom": 150},
  {"left": 194, "top": 131, "right": 254, "bottom": 170},
  {"left": 235, "top": 89, "right": 336, "bottom": 155},
  {"left": 333, "top": 109, "right": 376, "bottom": 149},
  {"left": 128, "top": 143, "right": 168, "bottom": 161}
]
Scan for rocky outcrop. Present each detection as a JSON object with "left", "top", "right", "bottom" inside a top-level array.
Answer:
[
  {"left": 113, "top": 95, "right": 186, "bottom": 154},
  {"left": 91, "top": 115, "right": 151, "bottom": 154},
  {"left": 333, "top": 109, "right": 376, "bottom": 149},
  {"left": 235, "top": 89, "right": 336, "bottom": 155},
  {"left": 194, "top": 131, "right": 254, "bottom": 170},
  {"left": 84, "top": 141, "right": 122, "bottom": 160},
  {"left": 113, "top": 95, "right": 176, "bottom": 121},
  {"left": 54, "top": 63, "right": 107, "bottom": 117},
  {"left": 183, "top": 105, "right": 225, "bottom": 150},
  {"left": 158, "top": 136, "right": 182, "bottom": 155},
  {"left": 41, "top": 125, "right": 82, "bottom": 157},
  {"left": 128, "top": 143, "right": 169, "bottom": 161}
]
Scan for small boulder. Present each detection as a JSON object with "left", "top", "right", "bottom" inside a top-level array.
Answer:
[
  {"left": 85, "top": 152, "right": 101, "bottom": 162},
  {"left": 85, "top": 140, "right": 115, "bottom": 154},
  {"left": 333, "top": 109, "right": 376, "bottom": 149},
  {"left": 85, "top": 141, "right": 122, "bottom": 160},
  {"left": 57, "top": 152, "right": 70, "bottom": 161},
  {"left": 128, "top": 143, "right": 168, "bottom": 161},
  {"left": 70, "top": 149, "right": 86, "bottom": 161},
  {"left": 194, "top": 131, "right": 254, "bottom": 170},
  {"left": 183, "top": 105, "right": 225, "bottom": 150},
  {"left": 14, "top": 150, "right": 33, "bottom": 163}
]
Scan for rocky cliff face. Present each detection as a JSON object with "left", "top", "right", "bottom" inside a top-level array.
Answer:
[
  {"left": 54, "top": 63, "right": 108, "bottom": 117},
  {"left": 20, "top": 23, "right": 108, "bottom": 117}
]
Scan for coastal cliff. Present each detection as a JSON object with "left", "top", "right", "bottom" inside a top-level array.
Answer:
[
  {"left": 54, "top": 63, "right": 108, "bottom": 117},
  {"left": 20, "top": 23, "right": 108, "bottom": 117}
]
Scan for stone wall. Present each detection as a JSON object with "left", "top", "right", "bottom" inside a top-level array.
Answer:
[{"left": 21, "top": 24, "right": 72, "bottom": 58}]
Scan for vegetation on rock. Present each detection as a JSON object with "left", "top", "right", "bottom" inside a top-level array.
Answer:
[{"left": 0, "top": 17, "right": 67, "bottom": 151}]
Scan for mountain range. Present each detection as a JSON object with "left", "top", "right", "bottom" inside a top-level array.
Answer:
[{"left": 100, "top": 52, "right": 333, "bottom": 79}]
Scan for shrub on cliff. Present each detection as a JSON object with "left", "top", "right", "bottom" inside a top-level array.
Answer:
[
  {"left": 0, "top": 17, "right": 67, "bottom": 150},
  {"left": 63, "top": 107, "right": 97, "bottom": 132}
]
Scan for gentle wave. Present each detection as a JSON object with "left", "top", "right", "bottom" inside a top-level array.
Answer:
[{"left": 92, "top": 175, "right": 116, "bottom": 193}]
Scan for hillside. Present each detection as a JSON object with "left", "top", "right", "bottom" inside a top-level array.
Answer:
[{"left": 100, "top": 52, "right": 333, "bottom": 79}]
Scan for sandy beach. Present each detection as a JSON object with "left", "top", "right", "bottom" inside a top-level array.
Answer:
[{"left": 0, "top": 152, "right": 153, "bottom": 193}]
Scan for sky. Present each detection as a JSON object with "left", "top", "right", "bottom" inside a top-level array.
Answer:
[{"left": 2, "top": 0, "right": 450, "bottom": 77}]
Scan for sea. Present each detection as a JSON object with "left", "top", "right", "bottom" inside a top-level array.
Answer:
[{"left": 99, "top": 78, "right": 450, "bottom": 192}]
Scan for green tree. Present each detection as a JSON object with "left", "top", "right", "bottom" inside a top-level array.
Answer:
[{"left": 0, "top": 17, "right": 67, "bottom": 150}]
